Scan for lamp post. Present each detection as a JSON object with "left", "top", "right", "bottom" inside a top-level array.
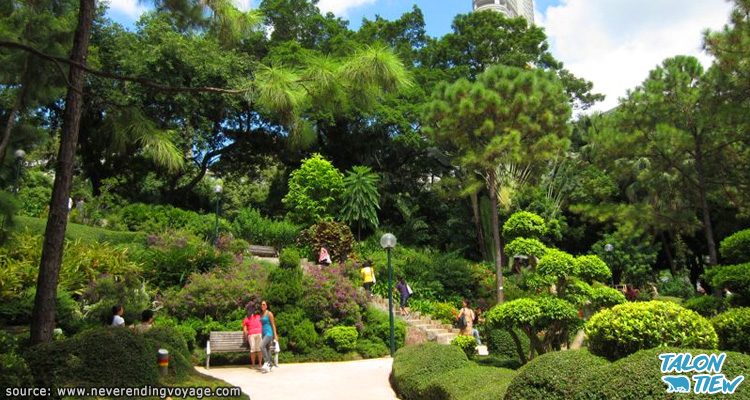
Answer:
[
  {"left": 604, "top": 243, "right": 614, "bottom": 287},
  {"left": 380, "top": 233, "right": 397, "bottom": 357},
  {"left": 213, "top": 184, "right": 222, "bottom": 243},
  {"left": 13, "top": 149, "right": 25, "bottom": 194}
]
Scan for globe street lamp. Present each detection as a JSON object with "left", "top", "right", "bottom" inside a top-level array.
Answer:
[
  {"left": 604, "top": 243, "right": 614, "bottom": 287},
  {"left": 13, "top": 149, "right": 25, "bottom": 194},
  {"left": 380, "top": 233, "right": 397, "bottom": 357},
  {"left": 213, "top": 184, "right": 222, "bottom": 243}
]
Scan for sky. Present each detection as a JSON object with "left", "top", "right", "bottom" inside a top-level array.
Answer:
[{"left": 105, "top": 0, "right": 735, "bottom": 111}]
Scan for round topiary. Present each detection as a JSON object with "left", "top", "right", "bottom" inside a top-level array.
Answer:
[
  {"left": 503, "top": 211, "right": 547, "bottom": 241},
  {"left": 575, "top": 255, "right": 611, "bottom": 283},
  {"left": 720, "top": 228, "right": 750, "bottom": 264},
  {"left": 588, "top": 286, "right": 627, "bottom": 311},
  {"left": 505, "top": 349, "right": 609, "bottom": 400},
  {"left": 279, "top": 247, "right": 301, "bottom": 269},
  {"left": 683, "top": 295, "right": 726, "bottom": 317},
  {"left": 505, "top": 237, "right": 548, "bottom": 260},
  {"left": 392, "top": 343, "right": 469, "bottom": 400},
  {"left": 323, "top": 326, "right": 358, "bottom": 353},
  {"left": 586, "top": 301, "right": 719, "bottom": 360},
  {"left": 712, "top": 307, "right": 750, "bottom": 354},
  {"left": 486, "top": 328, "right": 530, "bottom": 362},
  {"left": 704, "top": 263, "right": 750, "bottom": 306},
  {"left": 424, "top": 365, "right": 517, "bottom": 400},
  {"left": 537, "top": 249, "right": 577, "bottom": 281},
  {"left": 575, "top": 347, "right": 750, "bottom": 400},
  {"left": 451, "top": 335, "right": 478, "bottom": 359}
]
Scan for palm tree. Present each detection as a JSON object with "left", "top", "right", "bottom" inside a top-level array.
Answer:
[{"left": 341, "top": 166, "right": 380, "bottom": 240}]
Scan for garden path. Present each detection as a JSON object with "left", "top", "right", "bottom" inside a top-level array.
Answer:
[{"left": 196, "top": 358, "right": 398, "bottom": 400}]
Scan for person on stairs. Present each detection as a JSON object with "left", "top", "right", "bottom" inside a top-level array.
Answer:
[
  {"left": 360, "top": 260, "right": 376, "bottom": 298},
  {"left": 456, "top": 299, "right": 475, "bottom": 337},
  {"left": 395, "top": 277, "right": 412, "bottom": 317}
]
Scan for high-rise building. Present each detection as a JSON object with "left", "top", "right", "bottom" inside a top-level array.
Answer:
[{"left": 472, "top": 0, "right": 535, "bottom": 24}]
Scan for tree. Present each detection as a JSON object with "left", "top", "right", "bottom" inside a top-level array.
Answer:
[
  {"left": 283, "top": 153, "right": 344, "bottom": 225},
  {"left": 424, "top": 65, "right": 571, "bottom": 303},
  {"left": 340, "top": 166, "right": 380, "bottom": 239}
]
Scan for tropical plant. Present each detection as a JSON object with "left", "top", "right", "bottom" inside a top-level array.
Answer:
[
  {"left": 283, "top": 154, "right": 344, "bottom": 225},
  {"left": 340, "top": 166, "right": 380, "bottom": 239}
]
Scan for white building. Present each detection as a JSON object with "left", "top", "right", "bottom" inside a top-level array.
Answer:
[{"left": 472, "top": 0, "right": 534, "bottom": 24}]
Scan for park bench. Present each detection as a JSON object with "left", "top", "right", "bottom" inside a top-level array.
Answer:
[
  {"left": 248, "top": 245, "right": 278, "bottom": 258},
  {"left": 205, "top": 331, "right": 245, "bottom": 369}
]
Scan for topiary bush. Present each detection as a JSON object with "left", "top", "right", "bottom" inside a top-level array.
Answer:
[
  {"left": 356, "top": 338, "right": 389, "bottom": 359},
  {"left": 683, "top": 295, "right": 726, "bottom": 317},
  {"left": 264, "top": 266, "right": 303, "bottom": 308},
  {"left": 574, "top": 255, "right": 611, "bottom": 283},
  {"left": 503, "top": 211, "right": 546, "bottom": 241},
  {"left": 585, "top": 301, "right": 719, "bottom": 360},
  {"left": 588, "top": 286, "right": 627, "bottom": 311},
  {"left": 297, "top": 221, "right": 354, "bottom": 263},
  {"left": 575, "top": 347, "right": 750, "bottom": 399},
  {"left": 423, "top": 365, "right": 517, "bottom": 400},
  {"left": 451, "top": 335, "right": 477, "bottom": 359},
  {"left": 391, "top": 343, "right": 469, "bottom": 400},
  {"left": 720, "top": 228, "right": 750, "bottom": 264},
  {"left": 324, "top": 326, "right": 358, "bottom": 353},
  {"left": 279, "top": 247, "right": 301, "bottom": 269},
  {"left": 24, "top": 327, "right": 159, "bottom": 389},
  {"left": 141, "top": 326, "right": 192, "bottom": 380},
  {"left": 362, "top": 305, "right": 406, "bottom": 350},
  {"left": 704, "top": 263, "right": 750, "bottom": 306},
  {"left": 275, "top": 308, "right": 320, "bottom": 354},
  {"left": 711, "top": 307, "right": 750, "bottom": 354},
  {"left": 504, "top": 349, "right": 609, "bottom": 400},
  {"left": 505, "top": 237, "right": 548, "bottom": 261},
  {"left": 486, "top": 328, "right": 530, "bottom": 362}
]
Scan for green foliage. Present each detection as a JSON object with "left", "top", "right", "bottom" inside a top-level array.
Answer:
[
  {"left": 0, "top": 352, "right": 33, "bottom": 389},
  {"left": 323, "top": 326, "right": 358, "bottom": 353},
  {"left": 11, "top": 216, "right": 145, "bottom": 245},
  {"left": 537, "top": 249, "right": 577, "bottom": 280},
  {"left": 575, "top": 347, "right": 750, "bottom": 399},
  {"left": 0, "top": 288, "right": 83, "bottom": 334},
  {"left": 279, "top": 247, "right": 301, "bottom": 269},
  {"left": 391, "top": 343, "right": 469, "bottom": 400},
  {"left": 264, "top": 266, "right": 303, "bottom": 309},
  {"left": 450, "top": 335, "right": 477, "bottom": 359},
  {"left": 141, "top": 326, "right": 192, "bottom": 379},
  {"left": 591, "top": 230, "right": 659, "bottom": 287},
  {"left": 683, "top": 295, "right": 726, "bottom": 317},
  {"left": 585, "top": 301, "right": 718, "bottom": 360},
  {"left": 486, "top": 328, "right": 530, "bottom": 362},
  {"left": 24, "top": 328, "right": 159, "bottom": 389},
  {"left": 164, "top": 263, "right": 268, "bottom": 321},
  {"left": 297, "top": 220, "right": 354, "bottom": 262},
  {"left": 656, "top": 271, "right": 695, "bottom": 299},
  {"left": 80, "top": 274, "right": 150, "bottom": 326},
  {"left": 16, "top": 185, "right": 50, "bottom": 218},
  {"left": 117, "top": 203, "right": 226, "bottom": 239},
  {"left": 355, "top": 338, "right": 389, "bottom": 359},
  {"left": 423, "top": 365, "right": 516, "bottom": 400},
  {"left": 300, "top": 264, "right": 367, "bottom": 330},
  {"left": 574, "top": 255, "right": 611, "bottom": 283},
  {"left": 505, "top": 349, "right": 609, "bottom": 400},
  {"left": 275, "top": 308, "right": 320, "bottom": 354},
  {"left": 362, "top": 305, "right": 406, "bottom": 349},
  {"left": 340, "top": 166, "right": 380, "bottom": 236},
  {"left": 720, "top": 228, "right": 750, "bottom": 264},
  {"left": 503, "top": 211, "right": 547, "bottom": 241},
  {"left": 283, "top": 154, "right": 344, "bottom": 225},
  {"left": 505, "top": 237, "right": 547, "bottom": 260},
  {"left": 704, "top": 263, "right": 750, "bottom": 305},
  {"left": 588, "top": 286, "right": 627, "bottom": 311},
  {"left": 231, "top": 208, "right": 300, "bottom": 249},
  {"left": 712, "top": 307, "right": 750, "bottom": 354}
]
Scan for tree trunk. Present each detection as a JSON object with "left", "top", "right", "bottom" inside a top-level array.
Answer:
[
  {"left": 30, "top": 0, "right": 94, "bottom": 345},
  {"left": 695, "top": 143, "right": 718, "bottom": 265},
  {"left": 0, "top": 106, "right": 19, "bottom": 166},
  {"left": 470, "top": 191, "right": 488, "bottom": 261},
  {"left": 661, "top": 231, "right": 676, "bottom": 275},
  {"left": 508, "top": 329, "right": 527, "bottom": 365},
  {"left": 488, "top": 173, "right": 505, "bottom": 304}
]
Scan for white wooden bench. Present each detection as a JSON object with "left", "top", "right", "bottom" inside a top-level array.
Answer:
[
  {"left": 248, "top": 245, "right": 278, "bottom": 258},
  {"left": 206, "top": 331, "right": 246, "bottom": 369}
]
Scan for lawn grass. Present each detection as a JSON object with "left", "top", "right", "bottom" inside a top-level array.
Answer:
[
  {"left": 158, "top": 370, "right": 250, "bottom": 400},
  {"left": 9, "top": 216, "right": 145, "bottom": 245}
]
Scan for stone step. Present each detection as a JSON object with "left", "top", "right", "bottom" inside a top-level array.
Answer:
[{"left": 436, "top": 333, "right": 457, "bottom": 345}]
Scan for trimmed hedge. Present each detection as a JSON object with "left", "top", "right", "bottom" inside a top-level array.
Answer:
[
  {"left": 683, "top": 295, "right": 726, "bottom": 317},
  {"left": 704, "top": 263, "right": 750, "bottom": 306},
  {"left": 451, "top": 335, "right": 478, "bottom": 359},
  {"left": 486, "top": 328, "right": 530, "bottom": 362},
  {"left": 576, "top": 347, "right": 750, "bottom": 399},
  {"left": 504, "top": 349, "right": 609, "bottom": 400},
  {"left": 424, "top": 365, "right": 516, "bottom": 400},
  {"left": 720, "top": 228, "right": 750, "bottom": 264},
  {"left": 391, "top": 343, "right": 469, "bottom": 400},
  {"left": 585, "top": 301, "right": 718, "bottom": 360},
  {"left": 712, "top": 307, "right": 750, "bottom": 354}
]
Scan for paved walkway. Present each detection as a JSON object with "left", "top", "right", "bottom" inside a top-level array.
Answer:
[{"left": 196, "top": 358, "right": 398, "bottom": 400}]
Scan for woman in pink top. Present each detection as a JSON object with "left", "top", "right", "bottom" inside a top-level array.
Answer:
[{"left": 242, "top": 304, "right": 263, "bottom": 369}]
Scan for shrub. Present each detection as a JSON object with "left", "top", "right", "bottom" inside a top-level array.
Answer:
[
  {"left": 451, "top": 335, "right": 477, "bottom": 359},
  {"left": 431, "top": 302, "right": 459, "bottom": 325},
  {"left": 391, "top": 343, "right": 469, "bottom": 400},
  {"left": 423, "top": 365, "right": 516, "bottom": 400},
  {"left": 537, "top": 249, "right": 577, "bottom": 289},
  {"left": 505, "top": 237, "right": 548, "bottom": 261},
  {"left": 720, "top": 228, "right": 750, "bottom": 264},
  {"left": 17, "top": 186, "right": 51, "bottom": 218},
  {"left": 683, "top": 295, "right": 726, "bottom": 317},
  {"left": 297, "top": 221, "right": 354, "bottom": 263},
  {"left": 505, "top": 349, "right": 609, "bottom": 400},
  {"left": 301, "top": 264, "right": 367, "bottom": 330},
  {"left": 0, "top": 288, "right": 84, "bottom": 334},
  {"left": 576, "top": 347, "right": 750, "bottom": 400},
  {"left": 656, "top": 271, "right": 694, "bottom": 299},
  {"left": 0, "top": 352, "right": 33, "bottom": 389},
  {"left": 362, "top": 305, "right": 407, "bottom": 349},
  {"left": 283, "top": 153, "right": 344, "bottom": 225},
  {"left": 264, "top": 266, "right": 303, "bottom": 308},
  {"left": 712, "top": 307, "right": 750, "bottom": 354},
  {"left": 574, "top": 255, "right": 611, "bottom": 283},
  {"left": 275, "top": 308, "right": 320, "bottom": 354},
  {"left": 231, "top": 208, "right": 300, "bottom": 249},
  {"left": 141, "top": 326, "right": 192, "bottom": 379},
  {"left": 585, "top": 301, "right": 718, "bottom": 360},
  {"left": 356, "top": 338, "right": 389, "bottom": 358},
  {"left": 24, "top": 327, "right": 159, "bottom": 389},
  {"left": 117, "top": 203, "right": 228, "bottom": 239},
  {"left": 588, "top": 286, "right": 627, "bottom": 311},
  {"left": 704, "top": 263, "right": 750, "bottom": 306},
  {"left": 486, "top": 328, "right": 530, "bottom": 362},
  {"left": 503, "top": 211, "right": 546, "bottom": 241},
  {"left": 81, "top": 274, "right": 150, "bottom": 326},
  {"left": 279, "top": 247, "right": 301, "bottom": 269},
  {"left": 324, "top": 326, "right": 358, "bottom": 353}
]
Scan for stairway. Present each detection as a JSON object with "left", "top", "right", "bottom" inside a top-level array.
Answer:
[{"left": 369, "top": 295, "right": 459, "bottom": 345}]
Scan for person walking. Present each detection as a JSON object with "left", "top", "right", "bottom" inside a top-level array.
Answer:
[
  {"left": 360, "top": 261, "right": 376, "bottom": 298},
  {"left": 242, "top": 302, "right": 263, "bottom": 369},
  {"left": 395, "top": 277, "right": 412, "bottom": 317},
  {"left": 111, "top": 305, "right": 125, "bottom": 327},
  {"left": 456, "top": 299, "right": 475, "bottom": 337},
  {"left": 259, "top": 300, "right": 279, "bottom": 373}
]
